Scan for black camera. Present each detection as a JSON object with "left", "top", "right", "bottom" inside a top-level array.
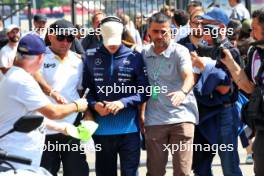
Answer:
[{"left": 196, "top": 24, "right": 235, "bottom": 70}]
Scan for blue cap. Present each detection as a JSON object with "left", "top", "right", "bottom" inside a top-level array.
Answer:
[
  {"left": 202, "top": 7, "right": 229, "bottom": 26},
  {"left": 17, "top": 34, "right": 46, "bottom": 55}
]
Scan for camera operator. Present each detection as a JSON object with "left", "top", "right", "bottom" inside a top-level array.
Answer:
[
  {"left": 221, "top": 8, "right": 264, "bottom": 176},
  {"left": 190, "top": 8, "right": 243, "bottom": 176}
]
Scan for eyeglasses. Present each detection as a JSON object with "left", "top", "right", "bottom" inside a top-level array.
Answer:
[{"left": 56, "top": 35, "right": 75, "bottom": 43}]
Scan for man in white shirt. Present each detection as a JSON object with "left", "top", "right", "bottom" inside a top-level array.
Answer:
[
  {"left": 36, "top": 19, "right": 89, "bottom": 176},
  {"left": 0, "top": 24, "right": 20, "bottom": 75},
  {"left": 228, "top": 0, "right": 250, "bottom": 21},
  {"left": 0, "top": 34, "right": 88, "bottom": 170}
]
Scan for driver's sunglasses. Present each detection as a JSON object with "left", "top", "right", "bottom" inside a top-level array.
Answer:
[{"left": 56, "top": 35, "right": 75, "bottom": 43}]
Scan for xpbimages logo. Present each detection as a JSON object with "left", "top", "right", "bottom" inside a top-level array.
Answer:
[
  {"left": 163, "top": 141, "right": 234, "bottom": 155},
  {"left": 97, "top": 83, "right": 168, "bottom": 96}
]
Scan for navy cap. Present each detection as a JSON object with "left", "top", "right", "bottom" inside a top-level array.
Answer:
[
  {"left": 17, "top": 34, "right": 46, "bottom": 55},
  {"left": 33, "top": 14, "right": 47, "bottom": 22},
  {"left": 202, "top": 7, "right": 229, "bottom": 26}
]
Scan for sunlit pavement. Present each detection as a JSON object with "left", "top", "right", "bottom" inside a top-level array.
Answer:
[{"left": 58, "top": 142, "right": 254, "bottom": 176}]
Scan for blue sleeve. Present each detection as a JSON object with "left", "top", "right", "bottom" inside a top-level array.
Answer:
[
  {"left": 82, "top": 57, "right": 97, "bottom": 110},
  {"left": 196, "top": 63, "right": 230, "bottom": 96},
  {"left": 120, "top": 54, "right": 150, "bottom": 108}
]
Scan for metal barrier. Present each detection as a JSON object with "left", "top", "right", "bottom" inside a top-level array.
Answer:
[
  {"left": 72, "top": 0, "right": 189, "bottom": 27},
  {"left": 0, "top": 1, "right": 32, "bottom": 30}
]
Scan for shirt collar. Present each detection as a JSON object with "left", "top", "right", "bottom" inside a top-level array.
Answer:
[{"left": 145, "top": 41, "right": 173, "bottom": 59}]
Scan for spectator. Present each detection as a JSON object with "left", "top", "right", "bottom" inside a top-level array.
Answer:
[
  {"left": 0, "top": 24, "right": 20, "bottom": 75},
  {"left": 221, "top": 8, "right": 264, "bottom": 175},
  {"left": 142, "top": 12, "right": 198, "bottom": 176},
  {"left": 237, "top": 19, "right": 254, "bottom": 66},
  {"left": 0, "top": 34, "right": 88, "bottom": 170},
  {"left": 178, "top": 9, "right": 205, "bottom": 78},
  {"left": 81, "top": 11, "right": 105, "bottom": 56},
  {"left": 172, "top": 9, "right": 190, "bottom": 42},
  {"left": 229, "top": 0, "right": 250, "bottom": 21},
  {"left": 191, "top": 8, "right": 243, "bottom": 176},
  {"left": 120, "top": 13, "right": 143, "bottom": 51},
  {"left": 227, "top": 19, "right": 242, "bottom": 47},
  {"left": 160, "top": 5, "right": 173, "bottom": 18},
  {"left": 135, "top": 12, "right": 148, "bottom": 40},
  {"left": 23, "top": 14, "right": 47, "bottom": 40},
  {"left": 38, "top": 19, "right": 89, "bottom": 176},
  {"left": 187, "top": 0, "right": 203, "bottom": 14},
  {"left": 0, "top": 15, "right": 8, "bottom": 49}
]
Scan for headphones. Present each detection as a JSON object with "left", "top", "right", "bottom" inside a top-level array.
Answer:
[
  {"left": 99, "top": 16, "right": 128, "bottom": 41},
  {"left": 100, "top": 16, "right": 123, "bottom": 25}
]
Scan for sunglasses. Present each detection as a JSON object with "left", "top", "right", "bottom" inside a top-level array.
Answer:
[{"left": 56, "top": 35, "right": 75, "bottom": 43}]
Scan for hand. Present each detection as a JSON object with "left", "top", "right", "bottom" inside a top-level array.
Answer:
[
  {"left": 104, "top": 101, "right": 125, "bottom": 115},
  {"left": 220, "top": 49, "right": 234, "bottom": 68},
  {"left": 51, "top": 91, "right": 68, "bottom": 104},
  {"left": 167, "top": 91, "right": 186, "bottom": 107},
  {"left": 190, "top": 52, "right": 206, "bottom": 71},
  {"left": 94, "top": 102, "right": 110, "bottom": 116},
  {"left": 53, "top": 122, "right": 75, "bottom": 135},
  {"left": 74, "top": 98, "right": 88, "bottom": 112},
  {"left": 139, "top": 116, "right": 145, "bottom": 134}
]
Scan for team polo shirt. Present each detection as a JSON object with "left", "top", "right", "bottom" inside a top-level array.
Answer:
[{"left": 40, "top": 47, "right": 83, "bottom": 134}]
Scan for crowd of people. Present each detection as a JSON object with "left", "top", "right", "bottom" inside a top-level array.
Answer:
[{"left": 0, "top": 0, "right": 264, "bottom": 176}]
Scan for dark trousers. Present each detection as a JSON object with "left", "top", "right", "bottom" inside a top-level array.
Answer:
[
  {"left": 193, "top": 106, "right": 242, "bottom": 176},
  {"left": 253, "top": 131, "right": 264, "bottom": 176},
  {"left": 40, "top": 133, "right": 89, "bottom": 176},
  {"left": 93, "top": 132, "right": 140, "bottom": 176}
]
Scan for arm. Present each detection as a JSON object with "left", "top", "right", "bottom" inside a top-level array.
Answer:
[
  {"left": 221, "top": 49, "right": 255, "bottom": 94},
  {"left": 167, "top": 67, "right": 195, "bottom": 107},
  {"left": 180, "top": 67, "right": 195, "bottom": 94},
  {"left": 32, "top": 71, "right": 67, "bottom": 104},
  {"left": 167, "top": 47, "right": 195, "bottom": 106},
  {"left": 138, "top": 103, "right": 146, "bottom": 134},
  {"left": 37, "top": 98, "right": 87, "bottom": 120}
]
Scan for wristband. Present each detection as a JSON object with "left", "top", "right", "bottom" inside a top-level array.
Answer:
[
  {"left": 49, "top": 89, "right": 56, "bottom": 97},
  {"left": 73, "top": 101, "right": 80, "bottom": 112},
  {"left": 180, "top": 88, "right": 188, "bottom": 95}
]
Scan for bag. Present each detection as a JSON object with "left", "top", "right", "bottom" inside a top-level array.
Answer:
[
  {"left": 241, "top": 47, "right": 264, "bottom": 132},
  {"left": 241, "top": 85, "right": 264, "bottom": 131}
]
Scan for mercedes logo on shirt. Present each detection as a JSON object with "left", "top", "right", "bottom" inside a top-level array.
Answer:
[{"left": 95, "top": 58, "right": 103, "bottom": 66}]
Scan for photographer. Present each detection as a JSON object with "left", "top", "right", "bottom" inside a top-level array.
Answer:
[
  {"left": 221, "top": 8, "right": 264, "bottom": 176},
  {"left": 191, "top": 8, "right": 243, "bottom": 176}
]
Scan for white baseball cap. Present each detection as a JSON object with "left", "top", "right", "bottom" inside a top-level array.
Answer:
[
  {"left": 100, "top": 16, "right": 124, "bottom": 46},
  {"left": 6, "top": 24, "right": 20, "bottom": 33}
]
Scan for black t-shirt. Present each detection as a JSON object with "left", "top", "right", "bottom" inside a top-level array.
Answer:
[
  {"left": 81, "top": 34, "right": 102, "bottom": 56},
  {"left": 0, "top": 29, "right": 8, "bottom": 49}
]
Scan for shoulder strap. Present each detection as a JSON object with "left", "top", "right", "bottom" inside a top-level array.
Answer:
[{"left": 255, "top": 48, "right": 264, "bottom": 86}]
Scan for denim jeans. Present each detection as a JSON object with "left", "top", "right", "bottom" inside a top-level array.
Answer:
[
  {"left": 193, "top": 106, "right": 243, "bottom": 176},
  {"left": 93, "top": 132, "right": 140, "bottom": 176}
]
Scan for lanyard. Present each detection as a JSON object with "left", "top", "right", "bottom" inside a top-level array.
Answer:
[{"left": 152, "top": 58, "right": 165, "bottom": 83}]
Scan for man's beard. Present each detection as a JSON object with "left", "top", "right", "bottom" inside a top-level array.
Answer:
[
  {"left": 153, "top": 39, "right": 170, "bottom": 49},
  {"left": 9, "top": 36, "right": 20, "bottom": 43}
]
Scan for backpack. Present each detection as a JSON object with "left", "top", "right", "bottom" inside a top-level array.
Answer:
[{"left": 241, "top": 47, "right": 264, "bottom": 132}]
